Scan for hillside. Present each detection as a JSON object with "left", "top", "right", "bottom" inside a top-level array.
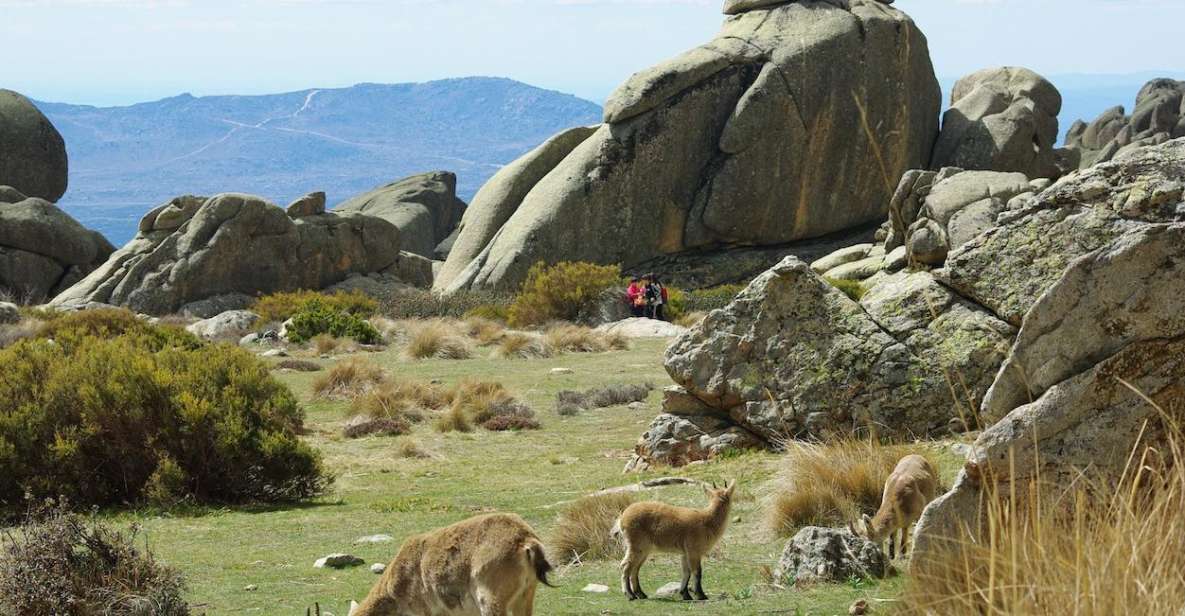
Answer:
[{"left": 37, "top": 78, "right": 602, "bottom": 245}]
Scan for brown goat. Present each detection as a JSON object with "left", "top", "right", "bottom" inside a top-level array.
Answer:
[
  {"left": 612, "top": 480, "right": 735, "bottom": 601},
  {"left": 352, "top": 513, "right": 552, "bottom": 616},
  {"left": 850, "top": 454, "right": 938, "bottom": 559}
]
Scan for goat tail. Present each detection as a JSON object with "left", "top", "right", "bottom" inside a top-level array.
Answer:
[
  {"left": 610, "top": 516, "right": 623, "bottom": 541},
  {"left": 525, "top": 540, "right": 556, "bottom": 588}
]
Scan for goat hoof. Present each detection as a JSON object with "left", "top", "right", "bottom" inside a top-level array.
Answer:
[
  {"left": 636, "top": 592, "right": 648, "bottom": 600},
  {"left": 695, "top": 593, "right": 709, "bottom": 601}
]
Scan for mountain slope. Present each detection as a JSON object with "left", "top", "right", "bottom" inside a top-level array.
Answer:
[{"left": 37, "top": 77, "right": 603, "bottom": 245}]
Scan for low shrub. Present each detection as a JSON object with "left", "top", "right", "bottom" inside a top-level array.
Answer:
[
  {"left": 765, "top": 440, "right": 940, "bottom": 537},
  {"left": 311, "top": 358, "right": 386, "bottom": 400},
  {"left": 481, "top": 414, "right": 541, "bottom": 432},
  {"left": 556, "top": 383, "right": 654, "bottom": 414},
  {"left": 0, "top": 319, "right": 41, "bottom": 349},
  {"left": 662, "top": 287, "right": 687, "bottom": 323},
  {"left": 681, "top": 283, "right": 747, "bottom": 313},
  {"left": 251, "top": 289, "right": 377, "bottom": 323},
  {"left": 0, "top": 503, "right": 189, "bottom": 615},
  {"left": 823, "top": 277, "right": 867, "bottom": 301},
  {"left": 381, "top": 289, "right": 514, "bottom": 320},
  {"left": 353, "top": 381, "right": 450, "bottom": 421},
  {"left": 675, "top": 311, "right": 707, "bottom": 328},
  {"left": 285, "top": 305, "right": 381, "bottom": 345},
  {"left": 273, "top": 359, "right": 322, "bottom": 372},
  {"left": 39, "top": 308, "right": 200, "bottom": 351},
  {"left": 397, "top": 439, "right": 430, "bottom": 459},
  {"left": 462, "top": 317, "right": 506, "bottom": 346},
  {"left": 548, "top": 492, "right": 637, "bottom": 563},
  {"left": 0, "top": 330, "right": 328, "bottom": 510},
  {"left": 342, "top": 416, "right": 411, "bottom": 439},
  {"left": 402, "top": 321, "right": 473, "bottom": 360},
  {"left": 436, "top": 381, "right": 536, "bottom": 432},
  {"left": 433, "top": 406, "right": 473, "bottom": 433},
  {"left": 508, "top": 261, "right": 624, "bottom": 327}
]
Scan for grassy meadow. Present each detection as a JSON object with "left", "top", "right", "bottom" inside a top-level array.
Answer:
[{"left": 89, "top": 337, "right": 961, "bottom": 615}]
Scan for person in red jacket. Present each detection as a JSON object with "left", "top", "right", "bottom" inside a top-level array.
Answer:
[{"left": 626, "top": 277, "right": 645, "bottom": 317}]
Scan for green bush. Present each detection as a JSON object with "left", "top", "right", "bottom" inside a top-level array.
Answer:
[
  {"left": 824, "top": 277, "right": 867, "bottom": 301},
  {"left": 251, "top": 289, "right": 378, "bottom": 323},
  {"left": 0, "top": 326, "right": 329, "bottom": 511},
  {"left": 0, "top": 503, "right": 189, "bottom": 615},
  {"left": 681, "top": 284, "right": 747, "bottom": 313},
  {"left": 39, "top": 308, "right": 201, "bottom": 352},
  {"left": 508, "top": 261, "right": 624, "bottom": 327},
  {"left": 381, "top": 289, "right": 514, "bottom": 320},
  {"left": 285, "top": 305, "right": 381, "bottom": 345}
]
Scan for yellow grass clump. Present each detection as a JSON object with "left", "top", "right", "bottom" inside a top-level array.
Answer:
[
  {"left": 311, "top": 358, "right": 386, "bottom": 400},
  {"left": 765, "top": 439, "right": 942, "bottom": 536},
  {"left": 496, "top": 332, "right": 554, "bottom": 359},
  {"left": 548, "top": 492, "right": 637, "bottom": 564},
  {"left": 402, "top": 320, "right": 473, "bottom": 360},
  {"left": 544, "top": 324, "right": 628, "bottom": 354}
]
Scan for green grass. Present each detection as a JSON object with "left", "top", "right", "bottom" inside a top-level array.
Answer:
[{"left": 86, "top": 339, "right": 924, "bottom": 615}]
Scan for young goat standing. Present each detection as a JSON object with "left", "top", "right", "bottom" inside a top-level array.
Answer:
[
  {"left": 352, "top": 513, "right": 553, "bottom": 616},
  {"left": 611, "top": 480, "right": 735, "bottom": 601},
  {"left": 850, "top": 454, "right": 938, "bottom": 559}
]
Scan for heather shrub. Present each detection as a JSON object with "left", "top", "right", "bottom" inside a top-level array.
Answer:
[
  {"left": 38, "top": 308, "right": 200, "bottom": 351},
  {"left": 274, "top": 358, "right": 322, "bottom": 372},
  {"left": 0, "top": 503, "right": 189, "bottom": 615},
  {"left": 508, "top": 261, "right": 624, "bottom": 327},
  {"left": 555, "top": 383, "right": 654, "bottom": 414},
  {"left": 381, "top": 289, "right": 513, "bottom": 320},
  {"left": 285, "top": 304, "right": 381, "bottom": 345},
  {"left": 823, "top": 277, "right": 867, "bottom": 301},
  {"left": 682, "top": 283, "right": 747, "bottom": 313},
  {"left": 463, "top": 303, "right": 510, "bottom": 322},
  {"left": 251, "top": 289, "right": 377, "bottom": 323},
  {"left": 0, "top": 332, "right": 328, "bottom": 510}
]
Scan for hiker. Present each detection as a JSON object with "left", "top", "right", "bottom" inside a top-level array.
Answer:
[
  {"left": 626, "top": 277, "right": 646, "bottom": 318},
  {"left": 646, "top": 273, "right": 668, "bottom": 321}
]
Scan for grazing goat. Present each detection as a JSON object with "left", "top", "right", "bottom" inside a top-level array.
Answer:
[
  {"left": 850, "top": 454, "right": 938, "bottom": 559},
  {"left": 611, "top": 480, "right": 735, "bottom": 601},
  {"left": 351, "top": 513, "right": 553, "bottom": 616}
]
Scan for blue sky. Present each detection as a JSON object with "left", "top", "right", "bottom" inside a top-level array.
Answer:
[{"left": 2, "top": 0, "right": 1183, "bottom": 106}]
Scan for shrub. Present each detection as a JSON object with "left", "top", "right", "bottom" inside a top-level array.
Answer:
[
  {"left": 251, "top": 289, "right": 378, "bottom": 323},
  {"left": 0, "top": 319, "right": 41, "bottom": 349},
  {"left": 353, "top": 380, "right": 451, "bottom": 421},
  {"left": 274, "top": 359, "right": 323, "bottom": 372},
  {"left": 285, "top": 305, "right": 381, "bottom": 345},
  {"left": 312, "top": 358, "right": 387, "bottom": 400},
  {"left": 823, "top": 277, "right": 867, "bottom": 301},
  {"left": 311, "top": 334, "right": 340, "bottom": 355},
  {"left": 663, "top": 287, "right": 688, "bottom": 323},
  {"left": 0, "top": 333, "right": 328, "bottom": 510},
  {"left": 0, "top": 503, "right": 189, "bottom": 615},
  {"left": 682, "top": 284, "right": 747, "bottom": 313},
  {"left": 397, "top": 439, "right": 430, "bottom": 459},
  {"left": 462, "top": 317, "right": 506, "bottom": 346},
  {"left": 434, "top": 381, "right": 536, "bottom": 432},
  {"left": 481, "top": 414, "right": 541, "bottom": 432},
  {"left": 402, "top": 321, "right": 473, "bottom": 360},
  {"left": 38, "top": 308, "right": 200, "bottom": 351},
  {"left": 496, "top": 332, "right": 554, "bottom": 359},
  {"left": 556, "top": 383, "right": 654, "bottom": 413},
  {"left": 382, "top": 289, "right": 514, "bottom": 320},
  {"left": 433, "top": 406, "right": 473, "bottom": 433},
  {"left": 508, "top": 261, "right": 624, "bottom": 327},
  {"left": 548, "top": 492, "right": 637, "bottom": 563},
  {"left": 675, "top": 311, "right": 707, "bottom": 328},
  {"left": 765, "top": 440, "right": 940, "bottom": 537},
  {"left": 342, "top": 416, "right": 411, "bottom": 439}
]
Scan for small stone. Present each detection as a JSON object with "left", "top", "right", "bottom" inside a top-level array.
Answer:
[
  {"left": 239, "top": 333, "right": 261, "bottom": 346},
  {"left": 550, "top": 368, "right": 574, "bottom": 375},
  {"left": 733, "top": 515, "right": 741, "bottom": 523},
  {"left": 850, "top": 598, "right": 869, "bottom": 615},
  {"left": 581, "top": 583, "right": 609, "bottom": 593},
  {"left": 627, "top": 402, "right": 645, "bottom": 410},
  {"left": 244, "top": 584, "right": 258, "bottom": 592},
  {"left": 0, "top": 302, "right": 20, "bottom": 325},
  {"left": 355, "top": 534, "right": 395, "bottom": 544},
  {"left": 261, "top": 349, "right": 288, "bottom": 358},
  {"left": 950, "top": 443, "right": 973, "bottom": 458},
  {"left": 314, "top": 553, "right": 364, "bottom": 569},
  {"left": 370, "top": 563, "right": 387, "bottom": 574},
  {"left": 654, "top": 582, "right": 683, "bottom": 598}
]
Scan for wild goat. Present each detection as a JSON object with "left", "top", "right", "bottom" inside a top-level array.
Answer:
[
  {"left": 351, "top": 513, "right": 553, "bottom": 616},
  {"left": 611, "top": 480, "right": 735, "bottom": 601},
  {"left": 850, "top": 454, "right": 938, "bottom": 559}
]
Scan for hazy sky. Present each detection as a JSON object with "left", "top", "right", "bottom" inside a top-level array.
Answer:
[{"left": 2, "top": 0, "right": 1183, "bottom": 106}]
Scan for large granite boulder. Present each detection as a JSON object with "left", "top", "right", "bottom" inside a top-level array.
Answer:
[
  {"left": 335, "top": 171, "right": 466, "bottom": 259},
  {"left": 931, "top": 68, "right": 1062, "bottom": 179},
  {"left": 940, "top": 138, "right": 1185, "bottom": 326},
  {"left": 0, "top": 90, "right": 68, "bottom": 202},
  {"left": 0, "top": 188, "right": 114, "bottom": 302},
  {"left": 441, "top": 0, "right": 940, "bottom": 292},
  {"left": 51, "top": 193, "right": 427, "bottom": 315},
  {"left": 1065, "top": 78, "right": 1185, "bottom": 169}
]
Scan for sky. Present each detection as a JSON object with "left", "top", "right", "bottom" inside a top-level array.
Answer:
[{"left": 1, "top": 0, "right": 1183, "bottom": 106}]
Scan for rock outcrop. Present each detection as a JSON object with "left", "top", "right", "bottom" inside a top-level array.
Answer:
[
  {"left": 774, "top": 527, "right": 888, "bottom": 586},
  {"left": 1065, "top": 78, "right": 1185, "bottom": 170},
  {"left": 51, "top": 193, "right": 428, "bottom": 315},
  {"left": 931, "top": 68, "right": 1062, "bottom": 179},
  {"left": 440, "top": 0, "right": 941, "bottom": 293},
  {"left": 0, "top": 90, "right": 68, "bottom": 202},
  {"left": 911, "top": 140, "right": 1185, "bottom": 570},
  {"left": 0, "top": 188, "right": 114, "bottom": 301},
  {"left": 336, "top": 171, "right": 466, "bottom": 259}
]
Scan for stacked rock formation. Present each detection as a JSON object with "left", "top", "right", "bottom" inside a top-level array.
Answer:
[
  {"left": 436, "top": 0, "right": 941, "bottom": 293},
  {"left": 51, "top": 192, "right": 431, "bottom": 316},
  {"left": 336, "top": 171, "right": 466, "bottom": 260},
  {"left": 1065, "top": 78, "right": 1185, "bottom": 170}
]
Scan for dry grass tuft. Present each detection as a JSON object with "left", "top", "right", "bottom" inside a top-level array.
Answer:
[
  {"left": 548, "top": 492, "right": 637, "bottom": 564},
  {"left": 311, "top": 358, "right": 386, "bottom": 400},
  {"left": 463, "top": 317, "right": 506, "bottom": 346},
  {"left": 675, "top": 311, "right": 708, "bottom": 328},
  {"left": 544, "top": 324, "right": 629, "bottom": 354},
  {"left": 765, "top": 440, "right": 941, "bottom": 537},
  {"left": 0, "top": 319, "right": 43, "bottom": 349},
  {"left": 397, "top": 439, "right": 431, "bottom": 459},
  {"left": 433, "top": 405, "right": 473, "bottom": 433},
  {"left": 273, "top": 358, "right": 322, "bottom": 372},
  {"left": 496, "top": 332, "right": 554, "bottom": 359},
  {"left": 402, "top": 320, "right": 473, "bottom": 360},
  {"left": 342, "top": 416, "right": 411, "bottom": 439},
  {"left": 555, "top": 383, "right": 654, "bottom": 414},
  {"left": 353, "top": 381, "right": 450, "bottom": 421},
  {"left": 311, "top": 334, "right": 340, "bottom": 355}
]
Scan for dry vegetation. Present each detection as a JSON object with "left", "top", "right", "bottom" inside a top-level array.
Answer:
[
  {"left": 274, "top": 358, "right": 323, "bottom": 372},
  {"left": 402, "top": 320, "right": 474, "bottom": 360},
  {"left": 555, "top": 382, "right": 654, "bottom": 415},
  {"left": 548, "top": 492, "right": 637, "bottom": 564},
  {"left": 311, "top": 358, "right": 387, "bottom": 400},
  {"left": 544, "top": 323, "right": 628, "bottom": 354},
  {"left": 496, "top": 332, "right": 554, "bottom": 359},
  {"left": 765, "top": 440, "right": 943, "bottom": 536}
]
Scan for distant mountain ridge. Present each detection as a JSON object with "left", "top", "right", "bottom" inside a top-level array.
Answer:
[{"left": 36, "top": 77, "right": 603, "bottom": 245}]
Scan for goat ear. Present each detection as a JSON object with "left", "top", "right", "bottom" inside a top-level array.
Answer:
[{"left": 725, "top": 479, "right": 736, "bottom": 492}]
